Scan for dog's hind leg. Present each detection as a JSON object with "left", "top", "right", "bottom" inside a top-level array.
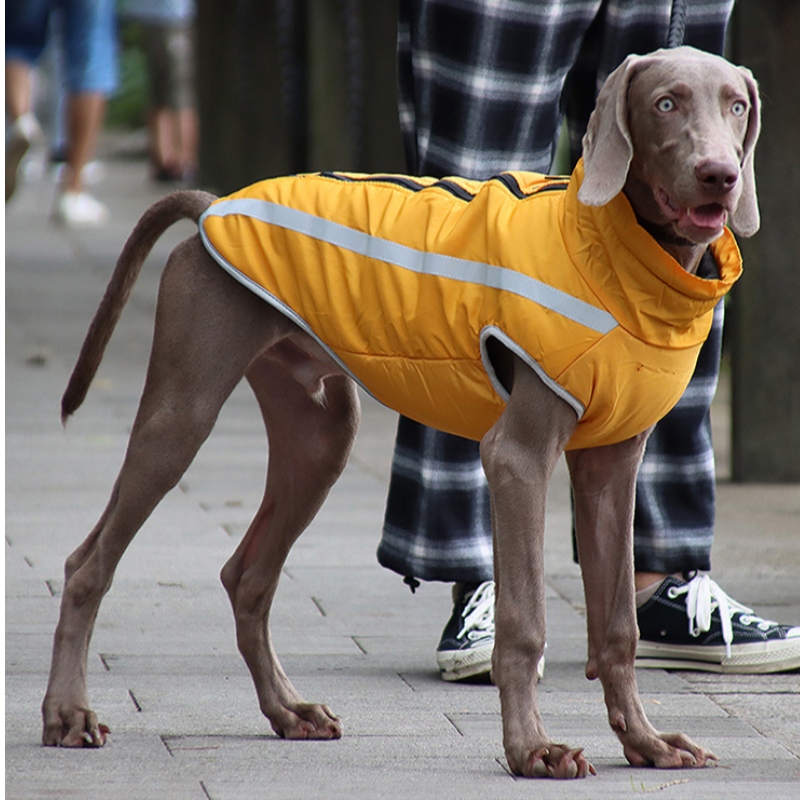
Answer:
[
  {"left": 221, "top": 354, "right": 360, "bottom": 740},
  {"left": 42, "top": 237, "right": 279, "bottom": 747}
]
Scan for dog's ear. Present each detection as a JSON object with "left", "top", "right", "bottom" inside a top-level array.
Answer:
[
  {"left": 578, "top": 54, "right": 642, "bottom": 206},
  {"left": 728, "top": 66, "right": 761, "bottom": 237}
]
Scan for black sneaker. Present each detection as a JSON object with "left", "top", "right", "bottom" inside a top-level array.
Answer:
[
  {"left": 436, "top": 580, "right": 545, "bottom": 681},
  {"left": 636, "top": 573, "right": 800, "bottom": 673}
]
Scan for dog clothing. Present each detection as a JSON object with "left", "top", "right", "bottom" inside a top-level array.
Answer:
[{"left": 198, "top": 160, "right": 741, "bottom": 449}]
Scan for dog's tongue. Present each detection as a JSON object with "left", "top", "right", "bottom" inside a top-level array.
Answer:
[{"left": 686, "top": 204, "right": 727, "bottom": 230}]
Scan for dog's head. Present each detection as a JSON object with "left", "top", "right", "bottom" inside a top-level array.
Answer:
[{"left": 578, "top": 46, "right": 761, "bottom": 243}]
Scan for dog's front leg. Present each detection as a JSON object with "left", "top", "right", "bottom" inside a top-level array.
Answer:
[
  {"left": 567, "top": 438, "right": 717, "bottom": 769},
  {"left": 481, "top": 362, "right": 594, "bottom": 778}
]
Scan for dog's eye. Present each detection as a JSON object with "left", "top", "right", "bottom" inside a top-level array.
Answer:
[
  {"left": 731, "top": 100, "right": 747, "bottom": 117},
  {"left": 656, "top": 97, "right": 675, "bottom": 113}
]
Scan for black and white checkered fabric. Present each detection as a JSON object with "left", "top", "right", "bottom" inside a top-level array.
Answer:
[{"left": 378, "top": 0, "right": 735, "bottom": 583}]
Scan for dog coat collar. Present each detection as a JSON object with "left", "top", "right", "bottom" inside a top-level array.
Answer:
[{"left": 198, "top": 162, "right": 741, "bottom": 448}]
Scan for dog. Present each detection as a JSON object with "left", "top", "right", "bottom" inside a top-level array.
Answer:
[{"left": 42, "top": 46, "right": 760, "bottom": 778}]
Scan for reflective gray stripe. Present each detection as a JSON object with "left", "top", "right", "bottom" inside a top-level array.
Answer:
[
  {"left": 197, "top": 210, "right": 361, "bottom": 388},
  {"left": 480, "top": 326, "right": 585, "bottom": 419},
  {"left": 201, "top": 198, "right": 618, "bottom": 334}
]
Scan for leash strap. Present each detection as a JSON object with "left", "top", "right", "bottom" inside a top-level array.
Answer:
[{"left": 667, "top": 0, "right": 688, "bottom": 48}]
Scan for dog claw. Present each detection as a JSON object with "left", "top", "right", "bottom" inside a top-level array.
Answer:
[
  {"left": 553, "top": 747, "right": 596, "bottom": 779},
  {"left": 42, "top": 701, "right": 109, "bottom": 748},
  {"left": 516, "top": 744, "right": 596, "bottom": 779},
  {"left": 622, "top": 731, "right": 717, "bottom": 769},
  {"left": 527, "top": 747, "right": 552, "bottom": 777},
  {"left": 270, "top": 702, "right": 343, "bottom": 740},
  {"left": 79, "top": 723, "right": 110, "bottom": 748}
]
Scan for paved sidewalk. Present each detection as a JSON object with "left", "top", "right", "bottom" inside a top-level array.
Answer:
[{"left": 6, "top": 137, "right": 800, "bottom": 799}]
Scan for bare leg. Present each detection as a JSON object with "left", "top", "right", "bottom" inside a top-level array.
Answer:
[
  {"left": 149, "top": 107, "right": 178, "bottom": 175},
  {"left": 5, "top": 60, "right": 34, "bottom": 120},
  {"left": 178, "top": 106, "right": 198, "bottom": 174},
  {"left": 221, "top": 355, "right": 360, "bottom": 739},
  {"left": 149, "top": 106, "right": 198, "bottom": 177},
  {"left": 62, "top": 91, "right": 106, "bottom": 194},
  {"left": 635, "top": 571, "right": 671, "bottom": 591},
  {"left": 5, "top": 60, "right": 40, "bottom": 201},
  {"left": 42, "top": 239, "right": 277, "bottom": 745}
]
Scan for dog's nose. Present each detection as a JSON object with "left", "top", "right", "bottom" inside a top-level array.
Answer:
[{"left": 695, "top": 159, "right": 739, "bottom": 194}]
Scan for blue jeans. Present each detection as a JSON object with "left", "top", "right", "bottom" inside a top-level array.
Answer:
[{"left": 6, "top": 0, "right": 117, "bottom": 94}]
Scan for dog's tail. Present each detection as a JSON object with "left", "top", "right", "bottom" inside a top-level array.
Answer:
[{"left": 61, "top": 190, "right": 217, "bottom": 423}]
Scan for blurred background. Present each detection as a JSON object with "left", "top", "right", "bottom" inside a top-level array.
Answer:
[{"left": 8, "top": 0, "right": 800, "bottom": 483}]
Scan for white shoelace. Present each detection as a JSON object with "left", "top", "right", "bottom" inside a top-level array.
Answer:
[
  {"left": 668, "top": 573, "right": 778, "bottom": 658},
  {"left": 457, "top": 580, "right": 496, "bottom": 641}
]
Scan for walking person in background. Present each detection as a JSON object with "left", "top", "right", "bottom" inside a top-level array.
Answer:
[
  {"left": 378, "top": 0, "right": 800, "bottom": 681},
  {"left": 121, "top": 0, "right": 198, "bottom": 183},
  {"left": 5, "top": 0, "right": 118, "bottom": 225}
]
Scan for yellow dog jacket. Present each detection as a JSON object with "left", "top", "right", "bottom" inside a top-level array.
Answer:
[{"left": 198, "top": 161, "right": 741, "bottom": 449}]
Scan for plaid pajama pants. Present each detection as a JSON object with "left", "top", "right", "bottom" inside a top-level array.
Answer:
[{"left": 377, "top": 0, "right": 735, "bottom": 583}]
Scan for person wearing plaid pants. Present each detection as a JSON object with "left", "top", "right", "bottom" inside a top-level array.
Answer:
[{"left": 377, "top": 0, "right": 800, "bottom": 679}]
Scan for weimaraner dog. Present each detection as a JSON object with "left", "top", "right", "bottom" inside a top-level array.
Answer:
[{"left": 43, "top": 47, "right": 760, "bottom": 778}]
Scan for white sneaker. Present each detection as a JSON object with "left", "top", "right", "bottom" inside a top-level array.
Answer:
[
  {"left": 52, "top": 190, "right": 110, "bottom": 228},
  {"left": 6, "top": 112, "right": 41, "bottom": 201}
]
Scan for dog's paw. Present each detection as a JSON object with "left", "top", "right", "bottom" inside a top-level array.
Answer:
[
  {"left": 42, "top": 700, "right": 109, "bottom": 748},
  {"left": 622, "top": 731, "right": 717, "bottom": 769},
  {"left": 510, "top": 744, "right": 597, "bottom": 779},
  {"left": 270, "top": 702, "right": 343, "bottom": 740}
]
